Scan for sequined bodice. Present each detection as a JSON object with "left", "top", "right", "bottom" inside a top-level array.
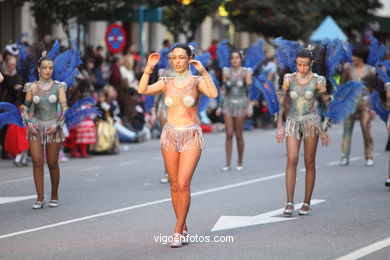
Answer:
[
  {"left": 288, "top": 73, "right": 324, "bottom": 116},
  {"left": 351, "top": 64, "right": 371, "bottom": 82},
  {"left": 28, "top": 81, "right": 62, "bottom": 121},
  {"left": 223, "top": 67, "right": 250, "bottom": 98},
  {"left": 161, "top": 77, "right": 201, "bottom": 126}
]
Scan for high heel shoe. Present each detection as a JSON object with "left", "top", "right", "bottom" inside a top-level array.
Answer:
[
  {"left": 282, "top": 202, "right": 294, "bottom": 216},
  {"left": 385, "top": 178, "right": 390, "bottom": 187},
  {"left": 49, "top": 200, "right": 59, "bottom": 208},
  {"left": 32, "top": 200, "right": 45, "bottom": 209},
  {"left": 299, "top": 203, "right": 311, "bottom": 215}
]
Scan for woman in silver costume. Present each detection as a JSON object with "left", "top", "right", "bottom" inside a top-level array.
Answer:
[
  {"left": 276, "top": 49, "right": 330, "bottom": 216},
  {"left": 216, "top": 50, "right": 253, "bottom": 171},
  {"left": 21, "top": 56, "right": 68, "bottom": 209}
]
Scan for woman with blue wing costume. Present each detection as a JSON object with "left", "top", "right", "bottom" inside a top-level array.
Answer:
[
  {"left": 20, "top": 41, "right": 81, "bottom": 209},
  {"left": 339, "top": 37, "right": 385, "bottom": 167},
  {"left": 275, "top": 39, "right": 332, "bottom": 216},
  {"left": 216, "top": 40, "right": 263, "bottom": 171}
]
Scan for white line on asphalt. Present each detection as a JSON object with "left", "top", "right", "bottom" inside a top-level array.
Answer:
[
  {"left": 326, "top": 161, "right": 339, "bottom": 166},
  {"left": 0, "top": 177, "right": 34, "bottom": 184},
  {"left": 349, "top": 156, "right": 361, "bottom": 162},
  {"left": 77, "top": 166, "right": 103, "bottom": 172},
  {"left": 335, "top": 236, "right": 390, "bottom": 260},
  {"left": 0, "top": 172, "right": 285, "bottom": 240},
  {"left": 118, "top": 161, "right": 138, "bottom": 166}
]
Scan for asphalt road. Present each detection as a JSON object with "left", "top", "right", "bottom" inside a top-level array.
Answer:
[{"left": 0, "top": 119, "right": 389, "bottom": 260}]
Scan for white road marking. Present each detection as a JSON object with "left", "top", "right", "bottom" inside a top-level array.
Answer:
[
  {"left": 211, "top": 200, "right": 326, "bottom": 232},
  {"left": 77, "top": 166, "right": 103, "bottom": 173},
  {"left": 0, "top": 195, "right": 36, "bottom": 205},
  {"left": 0, "top": 172, "right": 285, "bottom": 240},
  {"left": 335, "top": 236, "right": 390, "bottom": 260},
  {"left": 118, "top": 161, "right": 138, "bottom": 166}
]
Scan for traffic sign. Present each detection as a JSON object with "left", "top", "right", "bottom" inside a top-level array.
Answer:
[{"left": 105, "top": 24, "right": 127, "bottom": 53}]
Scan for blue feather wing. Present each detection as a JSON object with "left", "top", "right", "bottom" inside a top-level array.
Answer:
[
  {"left": 371, "top": 92, "right": 389, "bottom": 122},
  {"left": 325, "top": 81, "right": 364, "bottom": 123},
  {"left": 65, "top": 97, "right": 100, "bottom": 129},
  {"left": 216, "top": 40, "right": 231, "bottom": 69},
  {"left": 375, "top": 61, "right": 390, "bottom": 83},
  {"left": 47, "top": 40, "right": 61, "bottom": 60},
  {"left": 191, "top": 52, "right": 211, "bottom": 75},
  {"left": 53, "top": 43, "right": 82, "bottom": 87},
  {"left": 244, "top": 39, "right": 264, "bottom": 71},
  {"left": 274, "top": 37, "right": 303, "bottom": 72},
  {"left": 0, "top": 102, "right": 25, "bottom": 128},
  {"left": 252, "top": 72, "right": 279, "bottom": 115},
  {"left": 367, "top": 36, "right": 386, "bottom": 66}
]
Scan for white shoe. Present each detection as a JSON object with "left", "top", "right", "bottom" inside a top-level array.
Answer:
[
  {"left": 385, "top": 179, "right": 390, "bottom": 187},
  {"left": 170, "top": 233, "right": 184, "bottom": 248},
  {"left": 299, "top": 203, "right": 311, "bottom": 216},
  {"left": 339, "top": 157, "right": 349, "bottom": 166},
  {"left": 282, "top": 202, "right": 294, "bottom": 216},
  {"left": 365, "top": 159, "right": 374, "bottom": 167},
  {"left": 236, "top": 165, "right": 244, "bottom": 171},
  {"left": 32, "top": 200, "right": 45, "bottom": 209},
  {"left": 182, "top": 230, "right": 189, "bottom": 245},
  {"left": 160, "top": 173, "right": 169, "bottom": 184},
  {"left": 49, "top": 200, "right": 59, "bottom": 208},
  {"left": 221, "top": 166, "right": 231, "bottom": 172}
]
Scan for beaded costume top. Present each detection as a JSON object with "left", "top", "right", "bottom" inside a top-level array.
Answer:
[
  {"left": 222, "top": 67, "right": 252, "bottom": 98},
  {"left": 23, "top": 81, "right": 67, "bottom": 122},
  {"left": 282, "top": 73, "right": 327, "bottom": 116},
  {"left": 159, "top": 76, "right": 203, "bottom": 127}
]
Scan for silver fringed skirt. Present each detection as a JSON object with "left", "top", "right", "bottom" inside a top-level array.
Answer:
[
  {"left": 27, "top": 118, "right": 65, "bottom": 144},
  {"left": 285, "top": 113, "right": 321, "bottom": 139},
  {"left": 223, "top": 97, "right": 248, "bottom": 118},
  {"left": 160, "top": 124, "right": 204, "bottom": 152}
]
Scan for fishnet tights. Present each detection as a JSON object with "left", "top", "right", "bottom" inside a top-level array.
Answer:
[{"left": 162, "top": 142, "right": 202, "bottom": 234}]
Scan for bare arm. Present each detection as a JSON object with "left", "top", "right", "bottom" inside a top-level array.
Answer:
[
  {"left": 0, "top": 72, "right": 3, "bottom": 83},
  {"left": 137, "top": 53, "right": 165, "bottom": 96},
  {"left": 276, "top": 74, "right": 290, "bottom": 129},
  {"left": 197, "top": 70, "right": 218, "bottom": 98}
]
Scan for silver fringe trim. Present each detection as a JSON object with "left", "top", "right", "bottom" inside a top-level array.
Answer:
[
  {"left": 161, "top": 124, "right": 204, "bottom": 152},
  {"left": 28, "top": 118, "right": 64, "bottom": 144},
  {"left": 223, "top": 97, "right": 248, "bottom": 117},
  {"left": 285, "top": 113, "right": 320, "bottom": 139}
]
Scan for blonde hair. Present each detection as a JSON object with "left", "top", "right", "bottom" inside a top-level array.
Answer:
[{"left": 122, "top": 55, "right": 134, "bottom": 71}]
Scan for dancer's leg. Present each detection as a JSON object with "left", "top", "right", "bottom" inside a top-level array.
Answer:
[
  {"left": 302, "top": 134, "right": 319, "bottom": 210},
  {"left": 285, "top": 136, "right": 302, "bottom": 209},
  {"left": 233, "top": 116, "right": 246, "bottom": 166},
  {"left": 224, "top": 114, "right": 234, "bottom": 167},
  {"left": 45, "top": 142, "right": 61, "bottom": 201},
  {"left": 174, "top": 147, "right": 202, "bottom": 234},
  {"left": 162, "top": 148, "right": 180, "bottom": 229},
  {"left": 29, "top": 137, "right": 44, "bottom": 201}
]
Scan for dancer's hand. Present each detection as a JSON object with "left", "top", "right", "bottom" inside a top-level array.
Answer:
[
  {"left": 28, "top": 123, "right": 39, "bottom": 136},
  {"left": 146, "top": 53, "right": 160, "bottom": 68},
  {"left": 246, "top": 105, "right": 253, "bottom": 118},
  {"left": 276, "top": 127, "right": 285, "bottom": 144},
  {"left": 189, "top": 59, "right": 205, "bottom": 73},
  {"left": 320, "top": 132, "right": 330, "bottom": 147},
  {"left": 46, "top": 124, "right": 57, "bottom": 134},
  {"left": 216, "top": 107, "right": 222, "bottom": 117}
]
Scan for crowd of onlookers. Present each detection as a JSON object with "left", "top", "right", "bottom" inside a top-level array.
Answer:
[{"left": 0, "top": 34, "right": 279, "bottom": 165}]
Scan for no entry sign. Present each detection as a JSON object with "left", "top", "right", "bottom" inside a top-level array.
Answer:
[{"left": 105, "top": 24, "right": 127, "bottom": 53}]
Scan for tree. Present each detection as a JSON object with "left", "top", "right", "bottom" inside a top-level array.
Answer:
[
  {"left": 224, "top": 0, "right": 382, "bottom": 41},
  {"left": 150, "top": 0, "right": 223, "bottom": 42}
]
